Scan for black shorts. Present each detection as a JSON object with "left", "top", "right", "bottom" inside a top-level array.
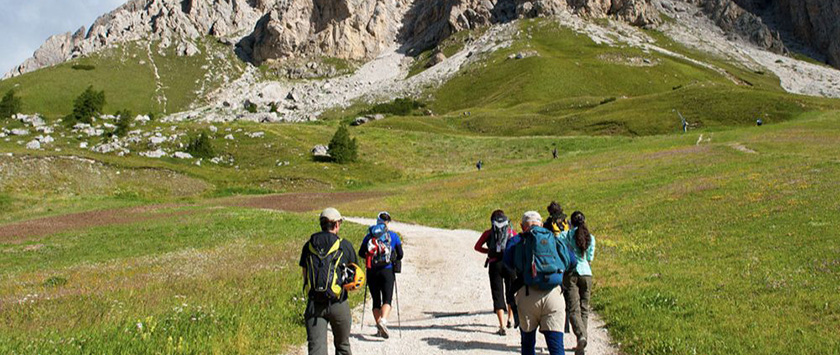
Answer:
[
  {"left": 488, "top": 260, "right": 514, "bottom": 311},
  {"left": 367, "top": 267, "right": 396, "bottom": 309}
]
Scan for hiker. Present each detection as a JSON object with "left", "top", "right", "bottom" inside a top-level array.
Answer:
[
  {"left": 504, "top": 211, "right": 577, "bottom": 355},
  {"left": 756, "top": 118, "right": 764, "bottom": 126},
  {"left": 474, "top": 210, "right": 518, "bottom": 335},
  {"left": 552, "top": 147, "right": 558, "bottom": 159},
  {"left": 299, "top": 208, "right": 360, "bottom": 355},
  {"left": 562, "top": 211, "right": 596, "bottom": 355},
  {"left": 476, "top": 160, "right": 483, "bottom": 171},
  {"left": 359, "top": 211, "right": 404, "bottom": 339},
  {"left": 544, "top": 201, "right": 569, "bottom": 235}
]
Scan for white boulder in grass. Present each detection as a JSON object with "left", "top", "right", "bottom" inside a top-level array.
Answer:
[
  {"left": 140, "top": 149, "right": 167, "bottom": 158},
  {"left": 10, "top": 128, "right": 29, "bottom": 136},
  {"left": 26, "top": 140, "right": 41, "bottom": 150},
  {"left": 224, "top": 134, "right": 234, "bottom": 140},
  {"left": 149, "top": 136, "right": 167, "bottom": 145},
  {"left": 173, "top": 152, "right": 193, "bottom": 159}
]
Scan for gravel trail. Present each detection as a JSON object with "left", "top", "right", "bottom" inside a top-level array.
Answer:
[{"left": 297, "top": 218, "right": 617, "bottom": 355}]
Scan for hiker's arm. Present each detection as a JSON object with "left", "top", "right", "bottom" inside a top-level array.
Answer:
[
  {"left": 358, "top": 235, "right": 369, "bottom": 259},
  {"left": 394, "top": 243, "right": 404, "bottom": 261},
  {"left": 474, "top": 231, "right": 489, "bottom": 254},
  {"left": 587, "top": 236, "right": 595, "bottom": 262}
]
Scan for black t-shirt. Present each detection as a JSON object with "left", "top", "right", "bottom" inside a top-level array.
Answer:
[{"left": 299, "top": 231, "right": 358, "bottom": 302}]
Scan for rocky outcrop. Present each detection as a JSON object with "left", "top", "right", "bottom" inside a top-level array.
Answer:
[
  {"left": 400, "top": 0, "right": 660, "bottom": 54},
  {"left": 237, "top": 0, "right": 412, "bottom": 65},
  {"left": 6, "top": 0, "right": 270, "bottom": 78},
  {"left": 734, "top": 0, "right": 840, "bottom": 68},
  {"left": 694, "top": 0, "right": 787, "bottom": 54}
]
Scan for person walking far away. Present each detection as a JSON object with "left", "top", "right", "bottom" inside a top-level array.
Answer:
[
  {"left": 552, "top": 147, "right": 558, "bottom": 160},
  {"left": 299, "top": 208, "right": 361, "bottom": 355},
  {"left": 474, "top": 210, "right": 518, "bottom": 335},
  {"left": 562, "top": 211, "right": 596, "bottom": 355},
  {"left": 476, "top": 160, "right": 483, "bottom": 171},
  {"left": 359, "top": 211, "right": 404, "bottom": 339},
  {"left": 504, "top": 211, "right": 577, "bottom": 355}
]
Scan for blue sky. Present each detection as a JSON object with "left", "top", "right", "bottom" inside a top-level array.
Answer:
[{"left": 0, "top": 0, "right": 126, "bottom": 75}]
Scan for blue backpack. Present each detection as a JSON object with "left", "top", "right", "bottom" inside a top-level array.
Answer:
[
  {"left": 366, "top": 224, "right": 393, "bottom": 268},
  {"left": 514, "top": 226, "right": 574, "bottom": 290}
]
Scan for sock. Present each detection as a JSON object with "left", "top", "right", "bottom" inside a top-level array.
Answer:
[
  {"left": 520, "top": 329, "right": 537, "bottom": 355},
  {"left": 544, "top": 331, "right": 564, "bottom": 355}
]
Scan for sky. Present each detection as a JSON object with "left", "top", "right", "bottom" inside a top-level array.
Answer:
[{"left": 0, "top": 0, "right": 126, "bottom": 75}]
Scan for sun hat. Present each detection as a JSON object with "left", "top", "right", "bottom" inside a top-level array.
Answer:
[
  {"left": 320, "top": 207, "right": 344, "bottom": 222},
  {"left": 377, "top": 211, "right": 392, "bottom": 224},
  {"left": 521, "top": 211, "right": 542, "bottom": 225}
]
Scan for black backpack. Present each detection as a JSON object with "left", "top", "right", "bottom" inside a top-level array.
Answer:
[
  {"left": 304, "top": 238, "right": 345, "bottom": 302},
  {"left": 486, "top": 216, "right": 511, "bottom": 259}
]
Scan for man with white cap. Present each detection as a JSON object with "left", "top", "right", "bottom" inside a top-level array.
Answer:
[
  {"left": 299, "top": 208, "right": 358, "bottom": 355},
  {"left": 358, "top": 211, "right": 404, "bottom": 338},
  {"left": 504, "top": 211, "right": 577, "bottom": 355}
]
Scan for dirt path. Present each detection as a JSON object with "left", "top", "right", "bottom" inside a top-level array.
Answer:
[{"left": 299, "top": 218, "right": 617, "bottom": 355}]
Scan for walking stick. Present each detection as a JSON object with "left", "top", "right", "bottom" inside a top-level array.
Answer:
[
  {"left": 361, "top": 280, "right": 368, "bottom": 330},
  {"left": 395, "top": 269, "right": 402, "bottom": 338}
]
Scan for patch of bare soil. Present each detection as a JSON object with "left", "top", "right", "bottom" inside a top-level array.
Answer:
[
  {"left": 219, "top": 191, "right": 387, "bottom": 212},
  {"left": 0, "top": 204, "right": 191, "bottom": 244}
]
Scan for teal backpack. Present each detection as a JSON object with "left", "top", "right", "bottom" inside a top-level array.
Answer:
[{"left": 515, "top": 226, "right": 574, "bottom": 290}]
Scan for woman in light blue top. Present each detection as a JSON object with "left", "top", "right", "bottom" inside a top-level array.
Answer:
[{"left": 562, "top": 211, "right": 595, "bottom": 355}]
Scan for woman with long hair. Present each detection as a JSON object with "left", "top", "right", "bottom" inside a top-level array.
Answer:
[
  {"left": 474, "top": 209, "right": 517, "bottom": 335},
  {"left": 563, "top": 211, "right": 596, "bottom": 355}
]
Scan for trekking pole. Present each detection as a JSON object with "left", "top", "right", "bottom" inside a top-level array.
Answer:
[
  {"left": 395, "top": 271, "right": 402, "bottom": 338},
  {"left": 361, "top": 283, "right": 368, "bottom": 330}
]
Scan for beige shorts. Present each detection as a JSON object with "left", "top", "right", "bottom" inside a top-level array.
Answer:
[{"left": 514, "top": 286, "right": 566, "bottom": 333}]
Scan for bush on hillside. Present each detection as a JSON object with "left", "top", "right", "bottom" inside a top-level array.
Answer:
[
  {"left": 244, "top": 101, "right": 258, "bottom": 113},
  {"left": 71, "top": 64, "right": 96, "bottom": 71},
  {"left": 66, "top": 86, "right": 106, "bottom": 124},
  {"left": 186, "top": 132, "right": 215, "bottom": 159},
  {"left": 112, "top": 109, "right": 134, "bottom": 137},
  {"left": 363, "top": 98, "right": 425, "bottom": 116},
  {"left": 0, "top": 89, "right": 22, "bottom": 119},
  {"left": 328, "top": 125, "right": 358, "bottom": 164}
]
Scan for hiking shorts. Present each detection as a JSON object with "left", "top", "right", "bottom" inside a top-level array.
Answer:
[
  {"left": 367, "top": 267, "right": 395, "bottom": 309},
  {"left": 488, "top": 260, "right": 514, "bottom": 311},
  {"left": 515, "top": 286, "right": 566, "bottom": 333}
]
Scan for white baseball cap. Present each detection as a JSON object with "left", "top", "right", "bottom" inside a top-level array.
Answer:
[
  {"left": 521, "top": 211, "right": 542, "bottom": 224},
  {"left": 320, "top": 207, "right": 343, "bottom": 221}
]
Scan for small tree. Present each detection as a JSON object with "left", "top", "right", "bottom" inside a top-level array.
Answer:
[
  {"left": 186, "top": 132, "right": 215, "bottom": 159},
  {"left": 112, "top": 109, "right": 134, "bottom": 137},
  {"left": 328, "top": 124, "right": 358, "bottom": 164},
  {"left": 66, "top": 86, "right": 106, "bottom": 124},
  {"left": 0, "top": 89, "right": 22, "bottom": 119}
]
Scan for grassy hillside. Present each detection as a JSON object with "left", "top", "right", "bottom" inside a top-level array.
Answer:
[
  {"left": 371, "top": 20, "right": 840, "bottom": 136},
  {"left": 0, "top": 38, "right": 244, "bottom": 117},
  {"left": 340, "top": 111, "right": 840, "bottom": 354}
]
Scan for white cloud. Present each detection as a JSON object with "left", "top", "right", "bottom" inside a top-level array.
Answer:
[{"left": 0, "top": 0, "right": 127, "bottom": 75}]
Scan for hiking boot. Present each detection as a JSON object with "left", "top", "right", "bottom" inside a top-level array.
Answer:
[
  {"left": 496, "top": 327, "right": 507, "bottom": 336},
  {"left": 377, "top": 319, "right": 390, "bottom": 339},
  {"left": 576, "top": 336, "right": 587, "bottom": 354}
]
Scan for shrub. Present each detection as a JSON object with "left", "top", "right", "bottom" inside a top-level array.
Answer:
[
  {"left": 600, "top": 97, "right": 617, "bottom": 105},
  {"left": 71, "top": 64, "right": 96, "bottom": 71},
  {"left": 244, "top": 101, "right": 258, "bottom": 113},
  {"left": 328, "top": 125, "right": 358, "bottom": 164},
  {"left": 66, "top": 86, "right": 105, "bottom": 124},
  {"left": 113, "top": 109, "right": 134, "bottom": 137},
  {"left": 0, "top": 89, "right": 22, "bottom": 119},
  {"left": 363, "top": 98, "right": 425, "bottom": 116},
  {"left": 186, "top": 132, "right": 215, "bottom": 159}
]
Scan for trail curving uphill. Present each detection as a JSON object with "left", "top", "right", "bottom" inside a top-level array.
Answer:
[{"left": 298, "top": 218, "right": 618, "bottom": 355}]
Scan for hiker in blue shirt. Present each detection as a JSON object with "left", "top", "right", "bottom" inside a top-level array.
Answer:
[
  {"left": 561, "top": 211, "right": 596, "bottom": 355},
  {"left": 504, "top": 211, "right": 577, "bottom": 355},
  {"left": 358, "top": 211, "right": 404, "bottom": 339}
]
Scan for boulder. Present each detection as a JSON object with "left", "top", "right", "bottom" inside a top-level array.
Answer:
[
  {"left": 311, "top": 144, "right": 330, "bottom": 157},
  {"left": 140, "top": 149, "right": 167, "bottom": 158},
  {"left": 26, "top": 140, "right": 41, "bottom": 150},
  {"left": 173, "top": 152, "right": 194, "bottom": 159},
  {"left": 427, "top": 52, "right": 447, "bottom": 68},
  {"left": 10, "top": 129, "right": 30, "bottom": 136}
]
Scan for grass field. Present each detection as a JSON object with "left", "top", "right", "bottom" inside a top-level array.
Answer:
[
  {"left": 0, "top": 207, "right": 368, "bottom": 354},
  {"left": 1, "top": 17, "right": 840, "bottom": 355}
]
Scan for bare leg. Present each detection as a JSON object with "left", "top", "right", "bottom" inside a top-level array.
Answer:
[
  {"left": 496, "top": 309, "right": 505, "bottom": 329},
  {"left": 373, "top": 308, "right": 382, "bottom": 324},
  {"left": 381, "top": 304, "right": 392, "bottom": 321}
]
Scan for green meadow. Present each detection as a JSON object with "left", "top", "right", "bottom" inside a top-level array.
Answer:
[{"left": 1, "top": 18, "right": 839, "bottom": 354}]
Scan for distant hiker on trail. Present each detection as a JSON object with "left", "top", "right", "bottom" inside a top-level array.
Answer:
[
  {"left": 476, "top": 160, "right": 483, "bottom": 171},
  {"left": 552, "top": 147, "right": 558, "bottom": 159},
  {"left": 757, "top": 118, "right": 764, "bottom": 126},
  {"left": 562, "top": 211, "right": 596, "bottom": 355},
  {"left": 300, "top": 208, "right": 361, "bottom": 355},
  {"left": 474, "top": 210, "right": 518, "bottom": 335},
  {"left": 504, "top": 211, "right": 577, "bottom": 355},
  {"left": 544, "top": 201, "right": 569, "bottom": 235},
  {"left": 358, "top": 212, "right": 404, "bottom": 339}
]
